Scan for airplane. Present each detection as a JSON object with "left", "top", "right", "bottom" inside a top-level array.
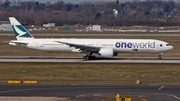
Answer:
[{"left": 9, "top": 17, "right": 173, "bottom": 60}]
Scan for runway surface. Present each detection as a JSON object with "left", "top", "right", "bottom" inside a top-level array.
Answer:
[
  {"left": 0, "top": 85, "right": 179, "bottom": 101},
  {"left": 0, "top": 56, "right": 179, "bottom": 63},
  {"left": 1, "top": 33, "right": 180, "bottom": 36}
]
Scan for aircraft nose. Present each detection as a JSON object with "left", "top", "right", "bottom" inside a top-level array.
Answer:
[
  {"left": 166, "top": 43, "right": 173, "bottom": 51},
  {"left": 171, "top": 45, "right": 173, "bottom": 50},
  {"left": 169, "top": 45, "right": 173, "bottom": 50}
]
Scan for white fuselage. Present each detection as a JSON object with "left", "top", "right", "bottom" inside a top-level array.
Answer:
[{"left": 9, "top": 38, "right": 173, "bottom": 54}]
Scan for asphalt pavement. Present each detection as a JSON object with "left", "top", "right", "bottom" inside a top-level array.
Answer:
[
  {"left": 0, "top": 85, "right": 179, "bottom": 101},
  {"left": 0, "top": 56, "right": 179, "bottom": 63}
]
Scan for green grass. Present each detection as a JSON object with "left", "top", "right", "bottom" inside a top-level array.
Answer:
[{"left": 0, "top": 63, "right": 180, "bottom": 84}]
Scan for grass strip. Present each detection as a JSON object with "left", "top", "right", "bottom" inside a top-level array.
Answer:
[{"left": 0, "top": 62, "right": 179, "bottom": 84}]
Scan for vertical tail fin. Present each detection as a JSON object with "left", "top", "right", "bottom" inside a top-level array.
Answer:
[{"left": 9, "top": 17, "right": 34, "bottom": 40}]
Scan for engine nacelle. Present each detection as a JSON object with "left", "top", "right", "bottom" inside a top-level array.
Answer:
[{"left": 98, "top": 48, "right": 117, "bottom": 58}]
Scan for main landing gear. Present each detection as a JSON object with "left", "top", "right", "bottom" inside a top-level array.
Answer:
[
  {"left": 158, "top": 53, "right": 163, "bottom": 59},
  {"left": 83, "top": 51, "right": 96, "bottom": 60},
  {"left": 83, "top": 56, "right": 96, "bottom": 60}
]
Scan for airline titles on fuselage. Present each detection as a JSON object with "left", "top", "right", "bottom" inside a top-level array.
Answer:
[{"left": 115, "top": 41, "right": 156, "bottom": 49}]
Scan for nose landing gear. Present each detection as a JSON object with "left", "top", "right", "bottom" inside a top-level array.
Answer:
[{"left": 158, "top": 53, "right": 164, "bottom": 59}]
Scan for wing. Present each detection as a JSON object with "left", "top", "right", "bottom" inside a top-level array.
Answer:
[{"left": 55, "top": 41, "right": 100, "bottom": 52}]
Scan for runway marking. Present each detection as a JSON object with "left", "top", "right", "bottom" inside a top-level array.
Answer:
[
  {"left": 158, "top": 85, "right": 164, "bottom": 90},
  {"left": 76, "top": 92, "right": 180, "bottom": 100},
  {"left": 0, "top": 86, "right": 125, "bottom": 94},
  {"left": 162, "top": 93, "right": 180, "bottom": 100},
  {"left": 76, "top": 95, "right": 85, "bottom": 97},
  {"left": 0, "top": 87, "right": 65, "bottom": 94},
  {"left": 171, "top": 95, "right": 180, "bottom": 100}
]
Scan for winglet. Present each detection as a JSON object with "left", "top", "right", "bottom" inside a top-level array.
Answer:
[{"left": 9, "top": 17, "right": 34, "bottom": 40}]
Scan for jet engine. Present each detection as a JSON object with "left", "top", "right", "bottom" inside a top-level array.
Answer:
[{"left": 98, "top": 48, "right": 118, "bottom": 58}]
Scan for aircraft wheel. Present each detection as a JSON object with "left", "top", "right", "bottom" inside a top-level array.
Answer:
[
  {"left": 83, "top": 56, "right": 86, "bottom": 59},
  {"left": 85, "top": 56, "right": 90, "bottom": 60},
  {"left": 92, "top": 56, "right": 96, "bottom": 59},
  {"left": 158, "top": 57, "right": 162, "bottom": 59},
  {"left": 83, "top": 56, "right": 90, "bottom": 60},
  {"left": 83, "top": 56, "right": 95, "bottom": 60}
]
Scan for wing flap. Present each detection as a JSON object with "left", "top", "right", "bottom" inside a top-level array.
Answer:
[{"left": 55, "top": 41, "right": 100, "bottom": 51}]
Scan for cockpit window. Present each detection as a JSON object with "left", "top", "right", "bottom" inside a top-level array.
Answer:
[{"left": 166, "top": 44, "right": 171, "bottom": 46}]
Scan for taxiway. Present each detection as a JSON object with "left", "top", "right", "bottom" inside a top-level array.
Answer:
[{"left": 0, "top": 85, "right": 179, "bottom": 101}]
